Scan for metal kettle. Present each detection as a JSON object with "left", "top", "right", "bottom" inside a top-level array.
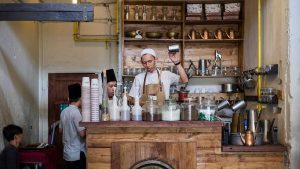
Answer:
[
  {"left": 214, "top": 28, "right": 223, "bottom": 40},
  {"left": 188, "top": 29, "right": 197, "bottom": 40},
  {"left": 240, "top": 130, "right": 255, "bottom": 146},
  {"left": 200, "top": 28, "right": 211, "bottom": 39},
  {"left": 225, "top": 28, "right": 239, "bottom": 39}
]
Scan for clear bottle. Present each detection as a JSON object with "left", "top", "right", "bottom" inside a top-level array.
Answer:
[
  {"left": 109, "top": 87, "right": 120, "bottom": 121},
  {"left": 125, "top": 5, "right": 130, "bottom": 20},
  {"left": 142, "top": 99, "right": 161, "bottom": 121},
  {"left": 134, "top": 5, "right": 139, "bottom": 20},
  {"left": 142, "top": 5, "right": 147, "bottom": 20},
  {"left": 131, "top": 95, "right": 142, "bottom": 121},
  {"left": 161, "top": 99, "right": 180, "bottom": 121},
  {"left": 150, "top": 6, "right": 157, "bottom": 21},
  {"left": 162, "top": 7, "right": 168, "bottom": 21},
  {"left": 180, "top": 98, "right": 197, "bottom": 121},
  {"left": 120, "top": 87, "right": 130, "bottom": 121}
]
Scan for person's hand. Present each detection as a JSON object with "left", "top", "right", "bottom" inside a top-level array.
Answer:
[{"left": 169, "top": 52, "right": 180, "bottom": 64}]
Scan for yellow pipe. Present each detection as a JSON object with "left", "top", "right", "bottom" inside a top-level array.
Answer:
[
  {"left": 257, "top": 0, "right": 262, "bottom": 110},
  {"left": 73, "top": 22, "right": 118, "bottom": 42},
  {"left": 73, "top": 1, "right": 119, "bottom": 42}
]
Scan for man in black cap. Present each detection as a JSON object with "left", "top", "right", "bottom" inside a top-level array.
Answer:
[
  {"left": 59, "top": 83, "right": 86, "bottom": 169},
  {"left": 102, "top": 69, "right": 117, "bottom": 99}
]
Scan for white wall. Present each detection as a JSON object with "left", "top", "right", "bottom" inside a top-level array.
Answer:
[
  {"left": 39, "top": 22, "right": 118, "bottom": 141},
  {"left": 244, "top": 0, "right": 288, "bottom": 146},
  {"left": 0, "top": 21, "right": 39, "bottom": 149},
  {"left": 289, "top": 0, "right": 300, "bottom": 168}
]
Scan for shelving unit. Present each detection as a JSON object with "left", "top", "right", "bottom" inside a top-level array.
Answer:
[{"left": 121, "top": 0, "right": 244, "bottom": 93}]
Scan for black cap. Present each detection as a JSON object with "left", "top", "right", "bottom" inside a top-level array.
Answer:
[
  {"left": 101, "top": 69, "right": 117, "bottom": 83},
  {"left": 68, "top": 83, "right": 81, "bottom": 100}
]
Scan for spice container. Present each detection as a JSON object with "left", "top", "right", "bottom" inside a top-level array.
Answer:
[
  {"left": 161, "top": 100, "right": 180, "bottom": 121},
  {"left": 180, "top": 98, "right": 197, "bottom": 121},
  {"left": 197, "top": 98, "right": 217, "bottom": 121},
  {"left": 142, "top": 99, "right": 161, "bottom": 121}
]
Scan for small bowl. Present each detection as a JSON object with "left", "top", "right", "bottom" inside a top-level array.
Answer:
[
  {"left": 125, "top": 31, "right": 136, "bottom": 38},
  {"left": 145, "top": 32, "right": 163, "bottom": 39},
  {"left": 167, "top": 32, "right": 179, "bottom": 39}
]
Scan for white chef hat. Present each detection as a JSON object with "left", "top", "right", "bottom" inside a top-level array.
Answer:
[{"left": 140, "top": 48, "right": 157, "bottom": 57}]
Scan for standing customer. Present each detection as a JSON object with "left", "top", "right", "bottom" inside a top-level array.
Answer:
[
  {"left": 59, "top": 83, "right": 86, "bottom": 169},
  {"left": 0, "top": 124, "right": 23, "bottom": 169}
]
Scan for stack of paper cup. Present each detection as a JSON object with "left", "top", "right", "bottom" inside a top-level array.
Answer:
[
  {"left": 90, "top": 78, "right": 100, "bottom": 122},
  {"left": 81, "top": 77, "right": 91, "bottom": 122}
]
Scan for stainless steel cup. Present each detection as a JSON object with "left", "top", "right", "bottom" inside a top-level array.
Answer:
[
  {"left": 231, "top": 100, "right": 247, "bottom": 112},
  {"left": 217, "top": 100, "right": 230, "bottom": 111},
  {"left": 248, "top": 109, "right": 258, "bottom": 132}
]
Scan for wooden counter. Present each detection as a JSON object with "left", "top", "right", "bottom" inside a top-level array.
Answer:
[{"left": 81, "top": 121, "right": 287, "bottom": 169}]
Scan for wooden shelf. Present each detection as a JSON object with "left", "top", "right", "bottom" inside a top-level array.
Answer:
[
  {"left": 186, "top": 0, "right": 244, "bottom": 4},
  {"left": 222, "top": 144, "right": 287, "bottom": 152},
  {"left": 123, "top": 75, "right": 240, "bottom": 78},
  {"left": 124, "top": 38, "right": 183, "bottom": 43},
  {"left": 185, "top": 20, "right": 243, "bottom": 25},
  {"left": 184, "top": 39, "right": 243, "bottom": 43},
  {"left": 124, "top": 0, "right": 183, "bottom": 5},
  {"left": 124, "top": 20, "right": 183, "bottom": 25}
]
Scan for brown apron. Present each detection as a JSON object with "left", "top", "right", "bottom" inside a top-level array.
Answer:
[{"left": 140, "top": 69, "right": 165, "bottom": 106}]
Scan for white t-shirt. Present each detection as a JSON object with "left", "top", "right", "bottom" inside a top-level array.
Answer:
[
  {"left": 59, "top": 105, "right": 86, "bottom": 161},
  {"left": 129, "top": 70, "right": 180, "bottom": 99}
]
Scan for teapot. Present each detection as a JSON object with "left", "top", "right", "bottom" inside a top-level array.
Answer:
[
  {"left": 240, "top": 130, "right": 255, "bottom": 146},
  {"left": 188, "top": 29, "right": 197, "bottom": 40},
  {"left": 200, "top": 28, "right": 211, "bottom": 40},
  {"left": 214, "top": 28, "right": 223, "bottom": 40},
  {"left": 225, "top": 28, "right": 239, "bottom": 39}
]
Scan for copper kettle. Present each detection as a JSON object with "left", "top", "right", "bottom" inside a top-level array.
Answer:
[
  {"left": 240, "top": 130, "right": 255, "bottom": 146},
  {"left": 214, "top": 28, "right": 223, "bottom": 40},
  {"left": 200, "top": 28, "right": 211, "bottom": 39},
  {"left": 188, "top": 29, "right": 197, "bottom": 40},
  {"left": 225, "top": 28, "right": 239, "bottom": 39}
]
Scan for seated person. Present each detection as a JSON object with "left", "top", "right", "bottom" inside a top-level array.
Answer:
[{"left": 0, "top": 124, "right": 23, "bottom": 169}]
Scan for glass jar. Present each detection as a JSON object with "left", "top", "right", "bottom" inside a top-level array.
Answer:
[
  {"left": 197, "top": 98, "right": 217, "bottom": 121},
  {"left": 150, "top": 6, "right": 157, "bottom": 21},
  {"left": 161, "top": 100, "right": 180, "bottom": 121},
  {"left": 162, "top": 6, "right": 168, "bottom": 21},
  {"left": 142, "top": 100, "right": 161, "bottom": 121},
  {"left": 180, "top": 98, "right": 197, "bottom": 121}
]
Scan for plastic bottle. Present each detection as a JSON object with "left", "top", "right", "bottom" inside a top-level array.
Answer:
[
  {"left": 132, "top": 95, "right": 142, "bottom": 121},
  {"left": 109, "top": 87, "right": 120, "bottom": 121},
  {"left": 120, "top": 87, "right": 130, "bottom": 121}
]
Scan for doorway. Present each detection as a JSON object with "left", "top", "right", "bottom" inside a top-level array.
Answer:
[{"left": 48, "top": 73, "right": 97, "bottom": 169}]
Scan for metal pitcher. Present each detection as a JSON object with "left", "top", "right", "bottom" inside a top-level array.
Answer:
[
  {"left": 214, "top": 28, "right": 223, "bottom": 40},
  {"left": 200, "top": 28, "right": 211, "bottom": 39},
  {"left": 240, "top": 130, "right": 255, "bottom": 146},
  {"left": 188, "top": 29, "right": 197, "bottom": 40},
  {"left": 225, "top": 28, "right": 239, "bottom": 39},
  {"left": 198, "top": 59, "right": 211, "bottom": 76}
]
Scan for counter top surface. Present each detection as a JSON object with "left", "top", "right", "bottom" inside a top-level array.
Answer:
[{"left": 80, "top": 121, "right": 223, "bottom": 128}]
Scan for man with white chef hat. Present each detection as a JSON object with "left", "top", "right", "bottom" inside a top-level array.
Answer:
[{"left": 129, "top": 48, "right": 188, "bottom": 105}]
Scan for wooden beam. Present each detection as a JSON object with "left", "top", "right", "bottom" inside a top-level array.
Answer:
[{"left": 0, "top": 3, "right": 94, "bottom": 22}]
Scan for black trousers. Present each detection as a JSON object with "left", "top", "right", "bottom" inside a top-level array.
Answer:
[{"left": 65, "top": 151, "right": 86, "bottom": 169}]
